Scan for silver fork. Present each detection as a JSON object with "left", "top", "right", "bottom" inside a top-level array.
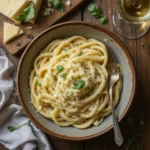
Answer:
[{"left": 108, "top": 54, "right": 124, "bottom": 146}]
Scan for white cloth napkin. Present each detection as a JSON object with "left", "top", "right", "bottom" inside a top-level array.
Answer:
[{"left": 0, "top": 48, "right": 53, "bottom": 150}]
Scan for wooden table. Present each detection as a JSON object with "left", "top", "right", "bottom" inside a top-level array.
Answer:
[{"left": 1, "top": 0, "right": 150, "bottom": 150}]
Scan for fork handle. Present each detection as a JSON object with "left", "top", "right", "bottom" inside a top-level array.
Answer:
[{"left": 109, "top": 87, "right": 123, "bottom": 146}]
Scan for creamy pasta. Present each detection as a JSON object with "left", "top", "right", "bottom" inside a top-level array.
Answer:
[{"left": 29, "top": 36, "right": 122, "bottom": 129}]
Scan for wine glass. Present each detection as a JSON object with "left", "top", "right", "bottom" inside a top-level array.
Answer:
[{"left": 112, "top": 0, "right": 150, "bottom": 39}]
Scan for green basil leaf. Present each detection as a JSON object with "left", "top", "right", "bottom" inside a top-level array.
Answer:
[
  {"left": 53, "top": 0, "right": 64, "bottom": 12},
  {"left": 87, "top": 3, "right": 99, "bottom": 13},
  {"left": 100, "top": 17, "right": 108, "bottom": 25},
  {"left": 91, "top": 11, "right": 101, "bottom": 18},
  {"left": 73, "top": 80, "right": 85, "bottom": 89},
  {"left": 16, "top": 0, "right": 34, "bottom": 22}
]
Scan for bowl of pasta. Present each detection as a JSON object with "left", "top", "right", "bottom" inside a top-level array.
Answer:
[{"left": 17, "top": 21, "right": 136, "bottom": 140}]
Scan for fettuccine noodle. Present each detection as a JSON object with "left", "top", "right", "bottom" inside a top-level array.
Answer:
[{"left": 29, "top": 36, "right": 122, "bottom": 129}]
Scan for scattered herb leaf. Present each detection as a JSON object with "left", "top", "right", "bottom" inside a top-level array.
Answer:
[
  {"left": 16, "top": 0, "right": 34, "bottom": 22},
  {"left": 100, "top": 17, "right": 108, "bottom": 25},
  {"left": 125, "top": 131, "right": 140, "bottom": 150},
  {"left": 127, "top": 116, "right": 134, "bottom": 124},
  {"left": 7, "top": 122, "right": 29, "bottom": 132},
  {"left": 57, "top": 66, "right": 64, "bottom": 72},
  {"left": 63, "top": 48, "right": 67, "bottom": 51},
  {"left": 87, "top": 3, "right": 108, "bottom": 25},
  {"left": 60, "top": 73, "right": 67, "bottom": 79},
  {"left": 87, "top": 3, "right": 101, "bottom": 18},
  {"left": 71, "top": 76, "right": 74, "bottom": 79},
  {"left": 73, "top": 80, "right": 85, "bottom": 89},
  {"left": 139, "top": 120, "right": 145, "bottom": 126},
  {"left": 38, "top": 83, "right": 41, "bottom": 86},
  {"left": 50, "top": 0, "right": 64, "bottom": 12}
]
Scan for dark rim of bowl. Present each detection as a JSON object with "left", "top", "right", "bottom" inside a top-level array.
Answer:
[{"left": 17, "top": 21, "right": 136, "bottom": 141}]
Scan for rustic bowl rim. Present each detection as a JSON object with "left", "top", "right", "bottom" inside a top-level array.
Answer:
[{"left": 17, "top": 21, "right": 136, "bottom": 141}]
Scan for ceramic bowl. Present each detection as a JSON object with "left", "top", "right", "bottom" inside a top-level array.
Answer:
[{"left": 17, "top": 22, "right": 136, "bottom": 141}]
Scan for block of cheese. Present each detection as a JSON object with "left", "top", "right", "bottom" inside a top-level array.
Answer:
[
  {"left": 29, "top": 0, "right": 43, "bottom": 24},
  {"left": 0, "top": 0, "right": 29, "bottom": 24},
  {"left": 4, "top": 22, "right": 24, "bottom": 44}
]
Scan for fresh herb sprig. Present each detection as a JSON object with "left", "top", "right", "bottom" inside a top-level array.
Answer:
[
  {"left": 125, "top": 131, "right": 140, "bottom": 150},
  {"left": 87, "top": 3, "right": 108, "bottom": 25},
  {"left": 50, "top": 0, "right": 64, "bottom": 12},
  {"left": 124, "top": 116, "right": 145, "bottom": 150},
  {"left": 16, "top": 0, "right": 35, "bottom": 22},
  {"left": 7, "top": 122, "right": 29, "bottom": 132}
]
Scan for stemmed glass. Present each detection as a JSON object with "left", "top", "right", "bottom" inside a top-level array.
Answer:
[{"left": 112, "top": 0, "right": 150, "bottom": 39}]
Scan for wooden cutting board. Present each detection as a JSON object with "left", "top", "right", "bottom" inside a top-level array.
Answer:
[{"left": 0, "top": 0, "right": 85, "bottom": 55}]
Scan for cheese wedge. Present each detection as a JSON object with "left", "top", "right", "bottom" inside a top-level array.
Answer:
[
  {"left": 0, "top": 0, "right": 29, "bottom": 24},
  {"left": 29, "top": 0, "right": 43, "bottom": 24},
  {"left": 4, "top": 22, "right": 24, "bottom": 44}
]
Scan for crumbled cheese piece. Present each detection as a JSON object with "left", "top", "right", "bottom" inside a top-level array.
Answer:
[
  {"left": 93, "top": 118, "right": 103, "bottom": 126},
  {"left": 93, "top": 120, "right": 100, "bottom": 126},
  {"left": 43, "top": 7, "right": 53, "bottom": 16},
  {"left": 26, "top": 26, "right": 33, "bottom": 30},
  {"left": 65, "top": 0, "right": 71, "bottom": 6},
  {"left": 103, "top": 39, "right": 109, "bottom": 43}
]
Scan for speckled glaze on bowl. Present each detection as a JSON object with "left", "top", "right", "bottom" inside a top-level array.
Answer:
[{"left": 17, "top": 22, "right": 136, "bottom": 141}]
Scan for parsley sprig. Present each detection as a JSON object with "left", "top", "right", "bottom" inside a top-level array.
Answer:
[
  {"left": 73, "top": 80, "right": 85, "bottom": 89},
  {"left": 16, "top": 0, "right": 35, "bottom": 22},
  {"left": 87, "top": 3, "right": 108, "bottom": 25},
  {"left": 50, "top": 0, "right": 64, "bottom": 12},
  {"left": 57, "top": 65, "right": 64, "bottom": 73},
  {"left": 60, "top": 73, "right": 67, "bottom": 79},
  {"left": 124, "top": 116, "right": 145, "bottom": 150},
  {"left": 7, "top": 122, "right": 29, "bottom": 132}
]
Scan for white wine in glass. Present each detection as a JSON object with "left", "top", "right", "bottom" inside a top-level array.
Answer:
[{"left": 113, "top": 0, "right": 150, "bottom": 39}]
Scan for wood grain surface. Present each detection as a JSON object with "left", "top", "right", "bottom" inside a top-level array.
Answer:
[
  {"left": 0, "top": 0, "right": 84, "bottom": 54},
  {"left": 1, "top": 0, "right": 150, "bottom": 150}
]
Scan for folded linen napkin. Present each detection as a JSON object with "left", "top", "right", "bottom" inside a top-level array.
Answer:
[{"left": 0, "top": 48, "right": 53, "bottom": 150}]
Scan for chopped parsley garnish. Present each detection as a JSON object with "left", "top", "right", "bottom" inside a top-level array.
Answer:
[
  {"left": 57, "top": 65, "right": 64, "bottom": 72},
  {"left": 63, "top": 48, "right": 68, "bottom": 51},
  {"left": 60, "top": 73, "right": 67, "bottom": 79},
  {"left": 16, "top": 0, "right": 34, "bottom": 22},
  {"left": 7, "top": 122, "right": 29, "bottom": 132},
  {"left": 73, "top": 80, "right": 85, "bottom": 89},
  {"left": 38, "top": 83, "right": 41, "bottom": 86}
]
